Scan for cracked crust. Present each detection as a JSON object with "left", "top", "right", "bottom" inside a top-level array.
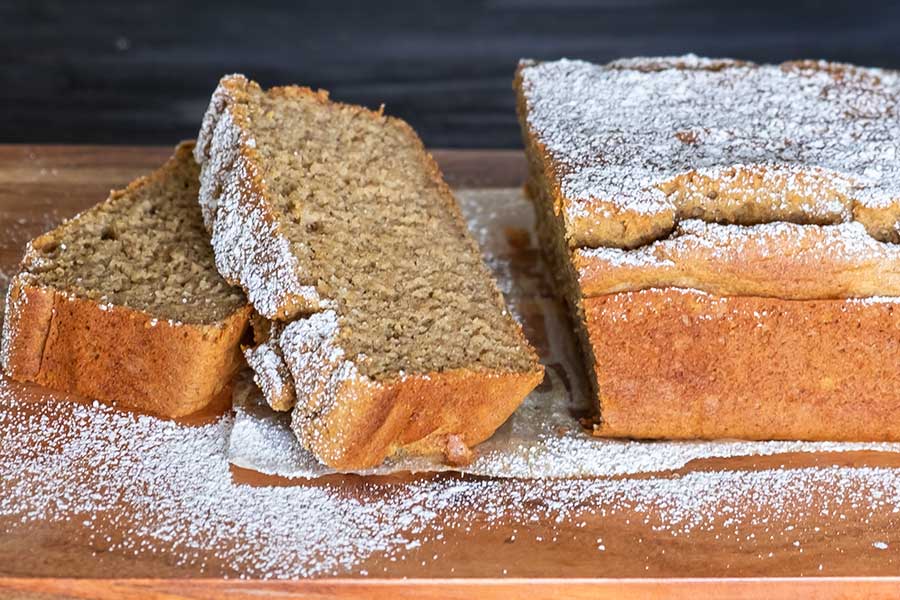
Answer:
[
  {"left": 517, "top": 56, "right": 900, "bottom": 441},
  {"left": 575, "top": 219, "right": 900, "bottom": 299},
  {"left": 514, "top": 57, "right": 900, "bottom": 250}
]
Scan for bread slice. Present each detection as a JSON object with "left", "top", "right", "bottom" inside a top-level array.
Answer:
[
  {"left": 1, "top": 142, "right": 251, "bottom": 417},
  {"left": 195, "top": 75, "right": 544, "bottom": 469},
  {"left": 515, "top": 56, "right": 900, "bottom": 441}
]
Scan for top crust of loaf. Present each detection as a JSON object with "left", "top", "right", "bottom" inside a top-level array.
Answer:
[
  {"left": 514, "top": 56, "right": 900, "bottom": 250},
  {"left": 575, "top": 219, "right": 900, "bottom": 299}
]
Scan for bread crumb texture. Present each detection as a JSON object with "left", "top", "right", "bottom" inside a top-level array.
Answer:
[{"left": 14, "top": 143, "right": 246, "bottom": 323}]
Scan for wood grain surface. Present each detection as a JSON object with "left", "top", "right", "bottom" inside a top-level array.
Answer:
[
  {"left": 4, "top": 577, "right": 900, "bottom": 600},
  {"left": 2, "top": 146, "right": 900, "bottom": 598}
]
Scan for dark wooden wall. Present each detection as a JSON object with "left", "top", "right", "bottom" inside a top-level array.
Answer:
[{"left": 2, "top": 0, "right": 899, "bottom": 148}]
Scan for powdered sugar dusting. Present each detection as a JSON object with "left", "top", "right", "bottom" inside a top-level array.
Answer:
[
  {"left": 0, "top": 381, "right": 426, "bottom": 578},
  {"left": 278, "top": 310, "right": 375, "bottom": 463},
  {"left": 243, "top": 329, "right": 295, "bottom": 412},
  {"left": 4, "top": 186, "right": 900, "bottom": 576},
  {"left": 519, "top": 57, "right": 900, "bottom": 247},
  {"left": 195, "top": 76, "right": 322, "bottom": 320},
  {"left": 577, "top": 219, "right": 900, "bottom": 298}
]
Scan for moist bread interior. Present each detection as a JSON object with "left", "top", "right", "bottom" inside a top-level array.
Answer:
[
  {"left": 22, "top": 146, "right": 246, "bottom": 324},
  {"left": 238, "top": 86, "right": 535, "bottom": 380}
]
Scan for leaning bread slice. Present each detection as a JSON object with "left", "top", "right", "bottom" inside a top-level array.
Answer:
[
  {"left": 1, "top": 142, "right": 251, "bottom": 417},
  {"left": 195, "top": 75, "right": 544, "bottom": 469}
]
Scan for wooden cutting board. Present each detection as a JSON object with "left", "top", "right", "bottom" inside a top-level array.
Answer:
[{"left": 2, "top": 145, "right": 900, "bottom": 599}]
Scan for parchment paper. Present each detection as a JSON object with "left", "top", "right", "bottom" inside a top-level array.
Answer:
[{"left": 227, "top": 189, "right": 900, "bottom": 479}]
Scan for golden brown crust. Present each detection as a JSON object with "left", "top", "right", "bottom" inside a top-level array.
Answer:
[
  {"left": 2, "top": 276, "right": 250, "bottom": 418},
  {"left": 292, "top": 367, "right": 544, "bottom": 470},
  {"left": 585, "top": 289, "right": 900, "bottom": 441}
]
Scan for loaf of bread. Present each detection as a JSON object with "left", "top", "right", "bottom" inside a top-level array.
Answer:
[
  {"left": 1, "top": 143, "right": 251, "bottom": 417},
  {"left": 515, "top": 56, "right": 900, "bottom": 441},
  {"left": 195, "top": 75, "right": 544, "bottom": 469}
]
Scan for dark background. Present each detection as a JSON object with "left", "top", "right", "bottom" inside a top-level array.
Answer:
[{"left": 3, "top": 0, "right": 899, "bottom": 148}]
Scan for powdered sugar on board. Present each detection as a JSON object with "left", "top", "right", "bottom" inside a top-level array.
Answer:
[{"left": 5, "top": 379, "right": 900, "bottom": 578}]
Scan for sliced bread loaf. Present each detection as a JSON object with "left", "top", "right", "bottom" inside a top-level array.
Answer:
[
  {"left": 1, "top": 142, "right": 251, "bottom": 417},
  {"left": 195, "top": 75, "right": 543, "bottom": 469}
]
